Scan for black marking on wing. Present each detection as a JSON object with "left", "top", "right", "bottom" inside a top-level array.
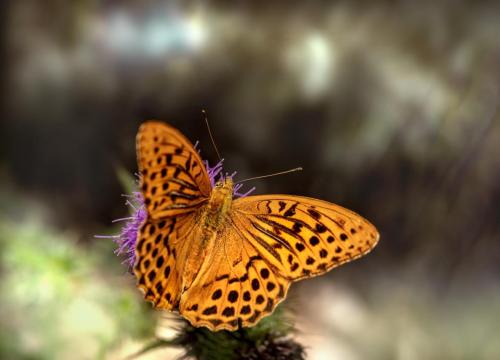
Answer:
[
  {"left": 265, "top": 201, "right": 272, "bottom": 214},
  {"left": 251, "top": 235, "right": 282, "bottom": 263},
  {"left": 165, "top": 191, "right": 198, "bottom": 200},
  {"left": 250, "top": 220, "right": 294, "bottom": 252},
  {"left": 255, "top": 215, "right": 308, "bottom": 245}
]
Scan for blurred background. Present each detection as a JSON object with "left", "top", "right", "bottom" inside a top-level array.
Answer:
[{"left": 1, "top": 1, "right": 500, "bottom": 359}]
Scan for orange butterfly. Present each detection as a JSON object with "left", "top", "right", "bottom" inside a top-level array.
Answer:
[{"left": 134, "top": 121, "right": 379, "bottom": 331}]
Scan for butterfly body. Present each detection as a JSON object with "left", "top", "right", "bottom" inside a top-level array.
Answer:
[
  {"left": 182, "top": 179, "right": 234, "bottom": 290},
  {"left": 134, "top": 121, "right": 380, "bottom": 331}
]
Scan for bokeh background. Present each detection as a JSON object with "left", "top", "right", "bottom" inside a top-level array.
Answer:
[{"left": 1, "top": 1, "right": 500, "bottom": 359}]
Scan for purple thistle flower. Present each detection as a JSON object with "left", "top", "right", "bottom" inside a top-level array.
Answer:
[
  {"left": 99, "top": 153, "right": 255, "bottom": 269},
  {"left": 204, "top": 159, "right": 224, "bottom": 188},
  {"left": 233, "top": 181, "right": 256, "bottom": 198},
  {"left": 95, "top": 192, "right": 146, "bottom": 269},
  {"left": 114, "top": 192, "right": 147, "bottom": 268},
  {"left": 204, "top": 158, "right": 256, "bottom": 198}
]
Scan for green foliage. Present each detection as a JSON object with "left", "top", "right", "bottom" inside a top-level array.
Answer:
[
  {"left": 0, "top": 219, "right": 155, "bottom": 359},
  {"left": 116, "top": 166, "right": 139, "bottom": 195}
]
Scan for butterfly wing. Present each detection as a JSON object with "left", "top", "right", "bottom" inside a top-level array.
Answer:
[
  {"left": 179, "top": 222, "right": 291, "bottom": 331},
  {"left": 178, "top": 194, "right": 378, "bottom": 331},
  {"left": 135, "top": 214, "right": 200, "bottom": 310},
  {"left": 231, "top": 195, "right": 379, "bottom": 280},
  {"left": 134, "top": 121, "right": 211, "bottom": 309},
  {"left": 136, "top": 121, "right": 211, "bottom": 219}
]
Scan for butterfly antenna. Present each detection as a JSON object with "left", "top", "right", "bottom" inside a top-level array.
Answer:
[
  {"left": 235, "top": 167, "right": 303, "bottom": 184},
  {"left": 202, "top": 109, "right": 222, "bottom": 162}
]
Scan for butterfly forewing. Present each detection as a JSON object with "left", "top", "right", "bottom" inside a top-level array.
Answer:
[
  {"left": 232, "top": 195, "right": 379, "bottom": 281},
  {"left": 136, "top": 121, "right": 211, "bottom": 219},
  {"left": 135, "top": 121, "right": 211, "bottom": 310}
]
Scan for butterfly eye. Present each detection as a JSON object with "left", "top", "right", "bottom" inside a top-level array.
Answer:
[{"left": 215, "top": 182, "right": 223, "bottom": 188}]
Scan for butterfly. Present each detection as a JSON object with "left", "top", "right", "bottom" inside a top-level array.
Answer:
[{"left": 134, "top": 121, "right": 379, "bottom": 331}]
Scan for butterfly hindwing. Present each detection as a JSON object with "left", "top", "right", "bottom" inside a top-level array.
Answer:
[
  {"left": 134, "top": 214, "right": 199, "bottom": 310},
  {"left": 232, "top": 195, "right": 379, "bottom": 281},
  {"left": 179, "top": 223, "right": 291, "bottom": 331},
  {"left": 137, "top": 121, "right": 211, "bottom": 219},
  {"left": 135, "top": 218, "right": 181, "bottom": 310}
]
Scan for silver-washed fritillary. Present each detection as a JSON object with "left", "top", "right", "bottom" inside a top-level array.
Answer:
[{"left": 134, "top": 121, "right": 379, "bottom": 331}]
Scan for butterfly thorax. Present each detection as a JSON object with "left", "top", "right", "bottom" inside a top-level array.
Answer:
[{"left": 203, "top": 178, "right": 234, "bottom": 231}]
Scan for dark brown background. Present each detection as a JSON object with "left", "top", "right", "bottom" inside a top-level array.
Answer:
[{"left": 1, "top": 1, "right": 499, "bottom": 358}]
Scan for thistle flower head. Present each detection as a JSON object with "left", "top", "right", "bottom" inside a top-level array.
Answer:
[
  {"left": 113, "top": 192, "right": 146, "bottom": 269},
  {"left": 139, "top": 306, "right": 305, "bottom": 360}
]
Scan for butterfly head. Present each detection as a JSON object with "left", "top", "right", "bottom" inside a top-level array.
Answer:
[{"left": 213, "top": 176, "right": 234, "bottom": 195}]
